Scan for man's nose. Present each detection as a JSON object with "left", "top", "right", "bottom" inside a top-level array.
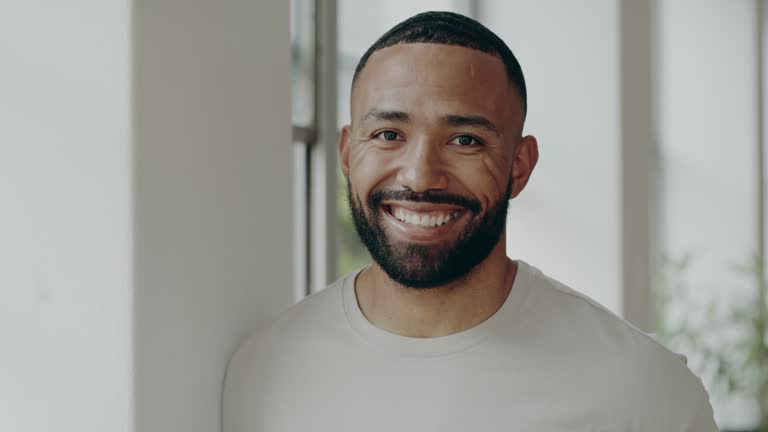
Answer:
[{"left": 394, "top": 137, "right": 449, "bottom": 193}]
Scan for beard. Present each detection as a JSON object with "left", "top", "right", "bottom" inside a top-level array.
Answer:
[{"left": 347, "top": 179, "right": 512, "bottom": 289}]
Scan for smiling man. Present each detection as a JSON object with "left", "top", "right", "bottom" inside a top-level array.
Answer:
[{"left": 223, "top": 11, "right": 717, "bottom": 432}]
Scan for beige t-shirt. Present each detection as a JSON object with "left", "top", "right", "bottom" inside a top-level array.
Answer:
[{"left": 223, "top": 260, "right": 717, "bottom": 431}]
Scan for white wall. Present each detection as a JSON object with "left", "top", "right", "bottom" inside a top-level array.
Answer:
[
  {"left": 132, "top": 2, "right": 293, "bottom": 431},
  {"left": 1, "top": 1, "right": 293, "bottom": 431},
  {"left": 0, "top": 1, "right": 134, "bottom": 431},
  {"left": 482, "top": 0, "right": 622, "bottom": 313}
]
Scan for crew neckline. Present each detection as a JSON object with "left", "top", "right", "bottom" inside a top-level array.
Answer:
[{"left": 341, "top": 260, "right": 533, "bottom": 357}]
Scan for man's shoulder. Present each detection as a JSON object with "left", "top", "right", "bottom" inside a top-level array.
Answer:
[
  {"left": 223, "top": 273, "right": 351, "bottom": 428},
  {"left": 248, "top": 274, "right": 346, "bottom": 343},
  {"left": 527, "top": 264, "right": 682, "bottom": 359},
  {"left": 225, "top": 273, "right": 350, "bottom": 375},
  {"left": 515, "top": 265, "right": 715, "bottom": 428},
  {"left": 524, "top": 264, "right": 710, "bottom": 409}
]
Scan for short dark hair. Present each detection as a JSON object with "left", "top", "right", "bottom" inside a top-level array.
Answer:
[{"left": 352, "top": 11, "right": 527, "bottom": 115}]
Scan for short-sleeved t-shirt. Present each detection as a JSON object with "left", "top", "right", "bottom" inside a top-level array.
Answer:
[{"left": 223, "top": 260, "right": 718, "bottom": 432}]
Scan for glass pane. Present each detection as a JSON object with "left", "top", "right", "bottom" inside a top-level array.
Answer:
[
  {"left": 291, "top": 0, "right": 315, "bottom": 127},
  {"left": 293, "top": 141, "right": 308, "bottom": 302}
]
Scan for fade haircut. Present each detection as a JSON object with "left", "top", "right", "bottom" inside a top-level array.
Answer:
[{"left": 352, "top": 11, "right": 528, "bottom": 115}]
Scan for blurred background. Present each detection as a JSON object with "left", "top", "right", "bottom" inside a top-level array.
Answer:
[{"left": 0, "top": 1, "right": 765, "bottom": 431}]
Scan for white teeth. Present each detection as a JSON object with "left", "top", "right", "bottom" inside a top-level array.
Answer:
[{"left": 390, "top": 207, "right": 459, "bottom": 227}]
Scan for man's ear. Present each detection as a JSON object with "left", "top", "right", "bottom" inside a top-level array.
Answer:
[
  {"left": 339, "top": 125, "right": 352, "bottom": 177},
  {"left": 510, "top": 135, "right": 539, "bottom": 199}
]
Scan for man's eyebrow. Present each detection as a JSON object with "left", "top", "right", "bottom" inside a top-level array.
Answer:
[
  {"left": 360, "top": 109, "right": 410, "bottom": 124},
  {"left": 442, "top": 114, "right": 501, "bottom": 137}
]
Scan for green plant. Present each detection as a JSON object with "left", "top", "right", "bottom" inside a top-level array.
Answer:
[{"left": 656, "top": 253, "right": 768, "bottom": 431}]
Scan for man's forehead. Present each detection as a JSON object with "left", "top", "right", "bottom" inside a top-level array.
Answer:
[
  {"left": 354, "top": 43, "right": 509, "bottom": 91},
  {"left": 351, "top": 43, "right": 520, "bottom": 128}
]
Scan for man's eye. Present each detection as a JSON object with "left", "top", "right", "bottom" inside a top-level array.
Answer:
[
  {"left": 375, "top": 130, "right": 400, "bottom": 141},
  {"left": 451, "top": 135, "right": 481, "bottom": 146}
]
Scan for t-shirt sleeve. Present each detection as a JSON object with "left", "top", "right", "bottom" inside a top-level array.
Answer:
[
  {"left": 685, "top": 393, "right": 718, "bottom": 432},
  {"left": 222, "top": 344, "right": 254, "bottom": 432},
  {"left": 222, "top": 331, "right": 269, "bottom": 432}
]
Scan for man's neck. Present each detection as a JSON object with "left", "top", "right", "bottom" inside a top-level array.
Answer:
[{"left": 354, "top": 241, "right": 516, "bottom": 338}]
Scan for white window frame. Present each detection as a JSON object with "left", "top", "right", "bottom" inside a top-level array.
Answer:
[{"left": 292, "top": 0, "right": 338, "bottom": 299}]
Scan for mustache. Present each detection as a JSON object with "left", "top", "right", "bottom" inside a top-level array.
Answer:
[{"left": 369, "top": 188, "right": 481, "bottom": 213}]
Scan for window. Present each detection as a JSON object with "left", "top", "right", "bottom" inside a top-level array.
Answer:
[
  {"left": 653, "top": 1, "right": 765, "bottom": 428},
  {"left": 290, "top": 0, "right": 315, "bottom": 301}
]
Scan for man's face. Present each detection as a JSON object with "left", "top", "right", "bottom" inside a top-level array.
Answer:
[{"left": 340, "top": 43, "right": 533, "bottom": 288}]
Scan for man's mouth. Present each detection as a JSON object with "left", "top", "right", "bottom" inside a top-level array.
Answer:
[{"left": 383, "top": 204, "right": 465, "bottom": 228}]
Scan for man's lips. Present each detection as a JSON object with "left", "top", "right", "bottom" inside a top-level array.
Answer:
[
  {"left": 379, "top": 204, "right": 467, "bottom": 243},
  {"left": 383, "top": 202, "right": 465, "bottom": 228},
  {"left": 376, "top": 201, "right": 471, "bottom": 244}
]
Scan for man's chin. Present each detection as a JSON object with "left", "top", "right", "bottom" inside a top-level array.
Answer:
[
  {"left": 384, "top": 234, "right": 457, "bottom": 251},
  {"left": 377, "top": 265, "right": 464, "bottom": 289},
  {"left": 349, "top": 191, "right": 506, "bottom": 289},
  {"left": 373, "top": 243, "right": 461, "bottom": 288}
]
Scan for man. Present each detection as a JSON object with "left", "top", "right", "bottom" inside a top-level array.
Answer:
[{"left": 224, "top": 11, "right": 717, "bottom": 431}]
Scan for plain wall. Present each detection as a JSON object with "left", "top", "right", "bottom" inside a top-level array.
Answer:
[
  {"left": 132, "top": 1, "right": 293, "bottom": 432},
  {"left": 1, "top": 1, "right": 293, "bottom": 431},
  {"left": 0, "top": 1, "right": 134, "bottom": 431}
]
